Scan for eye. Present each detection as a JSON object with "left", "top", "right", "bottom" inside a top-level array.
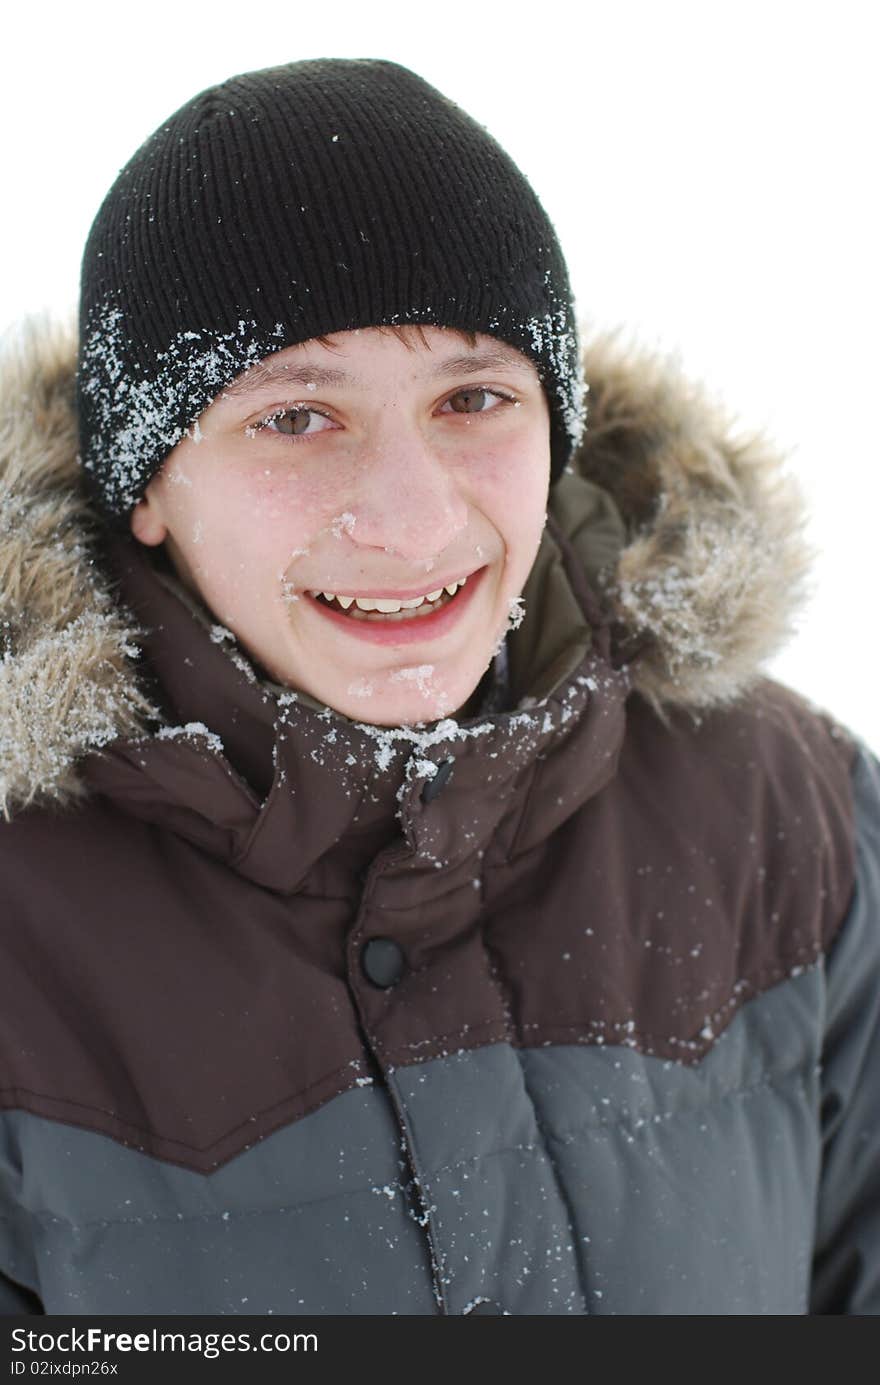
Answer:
[
  {"left": 440, "top": 386, "right": 515, "bottom": 415},
  {"left": 249, "top": 406, "right": 335, "bottom": 439}
]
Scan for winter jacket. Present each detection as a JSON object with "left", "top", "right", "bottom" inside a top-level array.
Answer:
[{"left": 1, "top": 317, "right": 878, "bottom": 1317}]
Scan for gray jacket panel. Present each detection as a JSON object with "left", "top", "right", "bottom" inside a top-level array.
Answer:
[{"left": 809, "top": 743, "right": 880, "bottom": 1313}]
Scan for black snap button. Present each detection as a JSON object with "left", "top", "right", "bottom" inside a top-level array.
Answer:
[
  {"left": 464, "top": 1299, "right": 504, "bottom": 1315},
  {"left": 361, "top": 937, "right": 406, "bottom": 989},
  {"left": 421, "top": 756, "right": 455, "bottom": 803}
]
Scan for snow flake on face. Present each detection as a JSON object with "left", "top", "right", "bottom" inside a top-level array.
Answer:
[
  {"left": 346, "top": 677, "right": 375, "bottom": 698},
  {"left": 77, "top": 301, "right": 288, "bottom": 516},
  {"left": 389, "top": 664, "right": 437, "bottom": 700},
  {"left": 329, "top": 512, "right": 357, "bottom": 540}
]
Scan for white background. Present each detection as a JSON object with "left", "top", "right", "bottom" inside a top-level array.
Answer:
[{"left": 2, "top": 0, "right": 877, "bottom": 751}]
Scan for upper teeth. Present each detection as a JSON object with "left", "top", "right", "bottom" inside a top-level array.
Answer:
[{"left": 309, "top": 577, "right": 468, "bottom": 613}]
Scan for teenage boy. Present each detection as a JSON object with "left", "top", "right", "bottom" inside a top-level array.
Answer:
[{"left": 1, "top": 58, "right": 878, "bottom": 1315}]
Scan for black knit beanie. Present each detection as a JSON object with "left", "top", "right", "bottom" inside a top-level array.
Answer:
[{"left": 76, "top": 58, "right": 587, "bottom": 529}]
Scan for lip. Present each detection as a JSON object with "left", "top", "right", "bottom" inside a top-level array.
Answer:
[{"left": 299, "top": 565, "right": 487, "bottom": 645}]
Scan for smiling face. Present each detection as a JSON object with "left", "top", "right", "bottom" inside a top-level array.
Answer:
[{"left": 129, "top": 324, "right": 551, "bottom": 726}]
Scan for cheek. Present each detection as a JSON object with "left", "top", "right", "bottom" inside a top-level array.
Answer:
[
  {"left": 237, "top": 463, "right": 343, "bottom": 527},
  {"left": 470, "top": 433, "right": 550, "bottom": 521},
  {"left": 182, "top": 468, "right": 311, "bottom": 548}
]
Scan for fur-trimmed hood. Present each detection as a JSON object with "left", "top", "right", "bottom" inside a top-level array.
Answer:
[{"left": 0, "top": 313, "right": 813, "bottom": 820}]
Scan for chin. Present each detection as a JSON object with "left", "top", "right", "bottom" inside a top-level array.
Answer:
[
  {"left": 348, "top": 689, "right": 463, "bottom": 728},
  {"left": 372, "top": 704, "right": 459, "bottom": 730}
]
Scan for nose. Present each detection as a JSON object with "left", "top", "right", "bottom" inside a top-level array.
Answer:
[{"left": 343, "top": 427, "right": 469, "bottom": 561}]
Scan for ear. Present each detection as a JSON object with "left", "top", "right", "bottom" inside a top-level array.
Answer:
[{"left": 129, "top": 483, "right": 168, "bottom": 547}]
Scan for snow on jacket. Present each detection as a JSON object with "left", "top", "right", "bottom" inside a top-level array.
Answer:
[{"left": 1, "top": 316, "right": 878, "bottom": 1316}]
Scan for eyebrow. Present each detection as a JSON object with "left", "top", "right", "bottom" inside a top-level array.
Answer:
[{"left": 220, "top": 348, "right": 537, "bottom": 401}]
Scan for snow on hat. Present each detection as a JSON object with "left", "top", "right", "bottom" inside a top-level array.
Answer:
[{"left": 76, "top": 58, "right": 587, "bottom": 528}]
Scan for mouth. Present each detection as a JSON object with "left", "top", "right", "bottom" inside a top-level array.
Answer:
[
  {"left": 310, "top": 580, "right": 465, "bottom": 622},
  {"left": 299, "top": 567, "right": 487, "bottom": 645}
]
